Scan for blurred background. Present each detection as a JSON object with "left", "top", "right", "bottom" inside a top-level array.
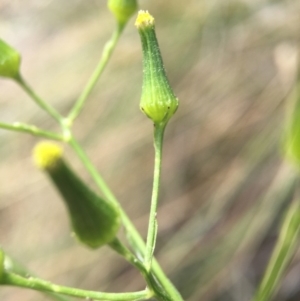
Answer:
[{"left": 1, "top": 0, "right": 300, "bottom": 300}]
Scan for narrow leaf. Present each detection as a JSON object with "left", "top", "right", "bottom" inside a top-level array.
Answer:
[{"left": 252, "top": 200, "right": 300, "bottom": 301}]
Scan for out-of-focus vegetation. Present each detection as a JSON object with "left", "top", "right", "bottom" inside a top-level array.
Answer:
[{"left": 0, "top": 0, "right": 300, "bottom": 300}]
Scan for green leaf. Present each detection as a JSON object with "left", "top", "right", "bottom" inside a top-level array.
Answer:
[
  {"left": 252, "top": 201, "right": 300, "bottom": 301},
  {"left": 284, "top": 81, "right": 300, "bottom": 166}
]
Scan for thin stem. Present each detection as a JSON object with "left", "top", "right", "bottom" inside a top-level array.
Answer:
[
  {"left": 2, "top": 272, "right": 150, "bottom": 301},
  {"left": 151, "top": 261, "right": 183, "bottom": 301},
  {"left": 109, "top": 238, "right": 148, "bottom": 275},
  {"left": 3, "top": 252, "right": 71, "bottom": 301},
  {"left": 68, "top": 135, "right": 119, "bottom": 204},
  {"left": 67, "top": 24, "right": 124, "bottom": 123},
  {"left": 145, "top": 124, "right": 165, "bottom": 271},
  {"left": 109, "top": 238, "right": 171, "bottom": 301},
  {"left": 15, "top": 75, "right": 63, "bottom": 124},
  {"left": 68, "top": 134, "right": 183, "bottom": 301},
  {"left": 109, "top": 239, "right": 152, "bottom": 288},
  {"left": 0, "top": 122, "right": 64, "bottom": 141}
]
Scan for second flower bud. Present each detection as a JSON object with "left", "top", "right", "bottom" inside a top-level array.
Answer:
[{"left": 135, "top": 10, "right": 179, "bottom": 127}]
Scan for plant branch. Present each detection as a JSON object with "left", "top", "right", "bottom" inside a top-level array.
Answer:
[
  {"left": 68, "top": 134, "right": 183, "bottom": 301},
  {"left": 0, "top": 122, "right": 64, "bottom": 140},
  {"left": 67, "top": 24, "right": 124, "bottom": 123},
  {"left": 15, "top": 75, "right": 63, "bottom": 124},
  {"left": 110, "top": 238, "right": 174, "bottom": 301},
  {"left": 2, "top": 272, "right": 150, "bottom": 301},
  {"left": 109, "top": 238, "right": 148, "bottom": 277},
  {"left": 1, "top": 10, "right": 184, "bottom": 301},
  {"left": 144, "top": 124, "right": 165, "bottom": 271},
  {"left": 68, "top": 135, "right": 119, "bottom": 204},
  {"left": 3, "top": 253, "right": 71, "bottom": 301}
]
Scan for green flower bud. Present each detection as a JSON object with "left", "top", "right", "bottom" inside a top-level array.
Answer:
[
  {"left": 108, "top": 0, "right": 138, "bottom": 25},
  {"left": 33, "top": 142, "right": 121, "bottom": 249},
  {"left": 0, "top": 39, "right": 21, "bottom": 79},
  {"left": 135, "top": 11, "right": 179, "bottom": 126}
]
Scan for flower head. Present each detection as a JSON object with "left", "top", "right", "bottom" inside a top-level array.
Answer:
[
  {"left": 135, "top": 10, "right": 179, "bottom": 127},
  {"left": 33, "top": 142, "right": 121, "bottom": 249}
]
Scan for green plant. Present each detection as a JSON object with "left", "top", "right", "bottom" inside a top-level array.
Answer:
[
  {"left": 0, "top": 3, "right": 183, "bottom": 301},
  {"left": 1, "top": 2, "right": 300, "bottom": 301}
]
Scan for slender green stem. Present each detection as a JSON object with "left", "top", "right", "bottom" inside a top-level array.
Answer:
[
  {"left": 0, "top": 122, "right": 64, "bottom": 141},
  {"left": 15, "top": 75, "right": 63, "bottom": 124},
  {"left": 68, "top": 135, "right": 119, "bottom": 204},
  {"left": 109, "top": 238, "right": 172, "bottom": 301},
  {"left": 48, "top": 292, "right": 73, "bottom": 301},
  {"left": 151, "top": 261, "right": 183, "bottom": 301},
  {"left": 3, "top": 253, "right": 71, "bottom": 301},
  {"left": 109, "top": 238, "right": 148, "bottom": 276},
  {"left": 67, "top": 24, "right": 124, "bottom": 123},
  {"left": 68, "top": 134, "right": 183, "bottom": 301},
  {"left": 145, "top": 124, "right": 165, "bottom": 271},
  {"left": 109, "top": 239, "right": 152, "bottom": 290},
  {"left": 2, "top": 272, "right": 150, "bottom": 301}
]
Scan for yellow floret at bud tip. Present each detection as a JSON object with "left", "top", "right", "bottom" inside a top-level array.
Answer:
[
  {"left": 33, "top": 141, "right": 63, "bottom": 170},
  {"left": 135, "top": 10, "right": 155, "bottom": 28}
]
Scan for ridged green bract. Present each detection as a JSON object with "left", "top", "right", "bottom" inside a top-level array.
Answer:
[
  {"left": 136, "top": 11, "right": 178, "bottom": 126},
  {"left": 0, "top": 39, "right": 21, "bottom": 79},
  {"left": 0, "top": 249, "right": 4, "bottom": 282},
  {"left": 34, "top": 142, "right": 120, "bottom": 249},
  {"left": 108, "top": 0, "right": 137, "bottom": 25}
]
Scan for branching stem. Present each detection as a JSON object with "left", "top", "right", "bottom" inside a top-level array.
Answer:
[
  {"left": 1, "top": 19, "right": 184, "bottom": 301},
  {"left": 0, "top": 122, "right": 64, "bottom": 140},
  {"left": 2, "top": 272, "right": 150, "bottom": 301},
  {"left": 68, "top": 134, "right": 183, "bottom": 301}
]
